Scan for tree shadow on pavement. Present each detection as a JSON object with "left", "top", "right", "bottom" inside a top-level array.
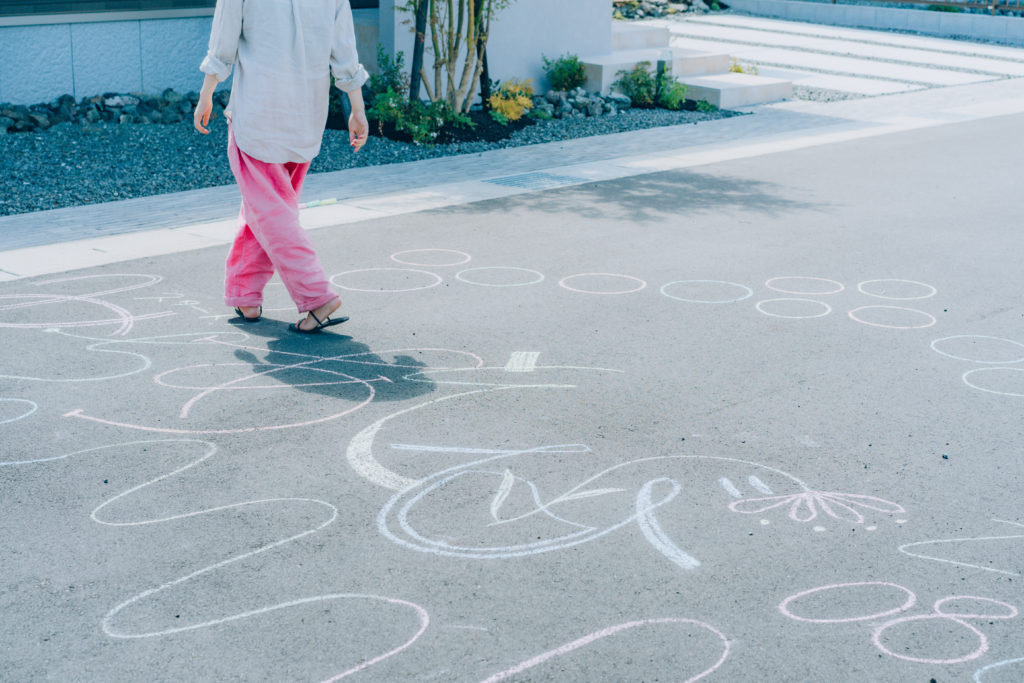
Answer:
[
  {"left": 450, "top": 168, "right": 825, "bottom": 224},
  {"left": 227, "top": 323, "right": 436, "bottom": 404}
]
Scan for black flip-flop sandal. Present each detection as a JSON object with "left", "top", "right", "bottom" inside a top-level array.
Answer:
[
  {"left": 289, "top": 309, "right": 349, "bottom": 334},
  {"left": 234, "top": 306, "right": 262, "bottom": 322}
]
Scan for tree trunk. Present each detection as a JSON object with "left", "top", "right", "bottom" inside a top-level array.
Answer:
[{"left": 409, "top": 0, "right": 431, "bottom": 102}]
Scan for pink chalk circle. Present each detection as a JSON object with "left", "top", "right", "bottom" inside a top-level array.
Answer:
[
  {"left": 765, "top": 276, "right": 844, "bottom": 295},
  {"left": 390, "top": 249, "right": 471, "bottom": 267},
  {"left": 660, "top": 280, "right": 753, "bottom": 304},
  {"left": 871, "top": 614, "right": 988, "bottom": 664},
  {"left": 0, "top": 398, "right": 37, "bottom": 425},
  {"left": 962, "top": 367, "right": 1024, "bottom": 397},
  {"left": 559, "top": 273, "right": 647, "bottom": 295},
  {"left": 330, "top": 268, "right": 442, "bottom": 293},
  {"left": 456, "top": 267, "right": 545, "bottom": 287},
  {"left": 848, "top": 306, "right": 937, "bottom": 329},
  {"left": 756, "top": 298, "right": 832, "bottom": 319},
  {"left": 779, "top": 582, "right": 916, "bottom": 623},
  {"left": 932, "top": 335, "right": 1024, "bottom": 364},
  {"left": 858, "top": 279, "right": 937, "bottom": 300},
  {"left": 933, "top": 596, "right": 1018, "bottom": 620}
]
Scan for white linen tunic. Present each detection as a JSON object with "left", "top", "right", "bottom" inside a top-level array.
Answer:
[{"left": 200, "top": 0, "right": 369, "bottom": 163}]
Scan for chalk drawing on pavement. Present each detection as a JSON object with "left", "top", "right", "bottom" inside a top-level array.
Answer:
[
  {"left": 847, "top": 305, "right": 937, "bottom": 329},
  {"left": 478, "top": 618, "right": 730, "bottom": 683},
  {"left": 898, "top": 519, "right": 1024, "bottom": 577},
  {"left": 1, "top": 439, "right": 430, "bottom": 680},
  {"left": 932, "top": 335, "right": 1024, "bottom": 364},
  {"left": 660, "top": 280, "right": 754, "bottom": 304},
  {"left": 962, "top": 367, "right": 1024, "bottom": 397},
  {"left": 975, "top": 657, "right": 1024, "bottom": 682},
  {"left": 375, "top": 447, "right": 905, "bottom": 564},
  {"left": 456, "top": 267, "right": 545, "bottom": 287},
  {"left": 755, "top": 298, "right": 832, "bottom": 319},
  {"left": 558, "top": 273, "right": 648, "bottom": 295},
  {"left": 0, "top": 274, "right": 174, "bottom": 336},
  {"left": 0, "top": 398, "right": 37, "bottom": 424},
  {"left": 765, "top": 277, "right": 845, "bottom": 296},
  {"left": 391, "top": 249, "right": 472, "bottom": 267},
  {"left": 330, "top": 268, "right": 443, "bottom": 292},
  {"left": 780, "top": 582, "right": 1018, "bottom": 665},
  {"left": 858, "top": 279, "right": 937, "bottom": 301}
]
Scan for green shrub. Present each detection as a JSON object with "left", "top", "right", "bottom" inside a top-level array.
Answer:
[
  {"left": 696, "top": 99, "right": 717, "bottom": 113},
  {"left": 613, "top": 61, "right": 689, "bottom": 110},
  {"left": 615, "top": 62, "right": 658, "bottom": 107},
  {"left": 368, "top": 88, "right": 473, "bottom": 146},
  {"left": 368, "top": 45, "right": 410, "bottom": 98},
  {"left": 542, "top": 53, "right": 588, "bottom": 92},
  {"left": 926, "top": 3, "right": 962, "bottom": 9}
]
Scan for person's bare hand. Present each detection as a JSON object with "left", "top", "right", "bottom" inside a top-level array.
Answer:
[
  {"left": 193, "top": 94, "right": 214, "bottom": 134},
  {"left": 349, "top": 110, "right": 369, "bottom": 152}
]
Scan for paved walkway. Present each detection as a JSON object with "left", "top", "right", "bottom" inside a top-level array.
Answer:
[
  {"left": 657, "top": 14, "right": 1024, "bottom": 95},
  {"left": 3, "top": 18, "right": 1024, "bottom": 683},
  {"left": 1, "top": 71, "right": 1023, "bottom": 281}
]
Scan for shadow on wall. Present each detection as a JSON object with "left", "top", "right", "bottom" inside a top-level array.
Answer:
[{"left": 447, "top": 168, "right": 826, "bottom": 224}]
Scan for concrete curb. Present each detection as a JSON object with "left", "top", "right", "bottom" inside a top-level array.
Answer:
[{"left": 725, "top": 0, "right": 1024, "bottom": 45}]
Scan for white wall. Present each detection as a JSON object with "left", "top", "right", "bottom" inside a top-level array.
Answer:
[{"left": 378, "top": 0, "right": 612, "bottom": 93}]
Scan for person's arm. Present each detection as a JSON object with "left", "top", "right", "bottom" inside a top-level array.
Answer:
[
  {"left": 346, "top": 87, "right": 368, "bottom": 153},
  {"left": 194, "top": 0, "right": 242, "bottom": 134},
  {"left": 194, "top": 73, "right": 220, "bottom": 135},
  {"left": 330, "top": 0, "right": 370, "bottom": 152}
]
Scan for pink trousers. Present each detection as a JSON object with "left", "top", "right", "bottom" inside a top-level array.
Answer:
[{"left": 223, "top": 129, "right": 337, "bottom": 313}]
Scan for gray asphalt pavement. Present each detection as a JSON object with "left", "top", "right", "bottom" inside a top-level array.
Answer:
[{"left": 1, "top": 112, "right": 1023, "bottom": 682}]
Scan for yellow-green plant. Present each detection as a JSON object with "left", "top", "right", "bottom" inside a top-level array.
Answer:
[
  {"left": 487, "top": 78, "right": 534, "bottom": 124},
  {"left": 729, "top": 58, "right": 758, "bottom": 75}
]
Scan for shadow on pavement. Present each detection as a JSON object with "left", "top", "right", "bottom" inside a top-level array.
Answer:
[
  {"left": 452, "top": 168, "right": 825, "bottom": 223},
  {"left": 227, "top": 322, "right": 435, "bottom": 403}
]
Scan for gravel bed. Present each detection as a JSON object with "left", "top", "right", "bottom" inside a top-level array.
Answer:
[{"left": 0, "top": 107, "right": 740, "bottom": 217}]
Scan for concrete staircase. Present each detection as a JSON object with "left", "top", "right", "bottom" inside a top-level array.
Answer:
[{"left": 582, "top": 22, "right": 792, "bottom": 108}]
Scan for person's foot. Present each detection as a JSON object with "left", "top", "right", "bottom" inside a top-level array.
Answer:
[
  {"left": 294, "top": 298, "right": 343, "bottom": 332},
  {"left": 234, "top": 305, "right": 262, "bottom": 321}
]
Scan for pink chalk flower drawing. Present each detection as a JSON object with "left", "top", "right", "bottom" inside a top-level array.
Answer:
[{"left": 729, "top": 490, "right": 905, "bottom": 524}]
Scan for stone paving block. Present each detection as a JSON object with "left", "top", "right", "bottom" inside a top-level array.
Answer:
[
  {"left": 612, "top": 22, "right": 672, "bottom": 50},
  {"left": 681, "top": 72, "right": 793, "bottom": 108}
]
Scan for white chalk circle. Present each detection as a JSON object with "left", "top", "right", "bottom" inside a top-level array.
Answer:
[
  {"left": 766, "top": 276, "right": 844, "bottom": 296},
  {"left": 932, "top": 335, "right": 1024, "bottom": 364},
  {"left": 330, "top": 269, "right": 442, "bottom": 293},
  {"left": 756, "top": 298, "right": 832, "bottom": 319},
  {"left": 858, "top": 279, "right": 937, "bottom": 300},
  {"left": 456, "top": 267, "right": 545, "bottom": 287},
  {"left": 559, "top": 273, "right": 647, "bottom": 295},
  {"left": 848, "top": 306, "right": 937, "bottom": 330},
  {"left": 0, "top": 398, "right": 38, "bottom": 425},
  {"left": 962, "top": 367, "right": 1024, "bottom": 398},
  {"left": 391, "top": 249, "right": 471, "bottom": 267},
  {"left": 779, "top": 582, "right": 917, "bottom": 624},
  {"left": 660, "top": 280, "right": 754, "bottom": 304}
]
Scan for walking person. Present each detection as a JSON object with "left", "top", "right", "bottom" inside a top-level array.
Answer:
[{"left": 193, "top": 0, "right": 369, "bottom": 333}]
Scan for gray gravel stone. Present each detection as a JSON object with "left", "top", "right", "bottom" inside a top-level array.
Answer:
[{"left": 0, "top": 106, "right": 741, "bottom": 216}]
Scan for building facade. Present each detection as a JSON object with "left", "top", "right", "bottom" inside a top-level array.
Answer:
[{"left": 0, "top": 0, "right": 610, "bottom": 105}]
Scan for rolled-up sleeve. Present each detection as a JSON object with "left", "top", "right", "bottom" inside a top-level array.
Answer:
[
  {"left": 200, "top": 0, "right": 243, "bottom": 81},
  {"left": 330, "top": 0, "right": 369, "bottom": 93}
]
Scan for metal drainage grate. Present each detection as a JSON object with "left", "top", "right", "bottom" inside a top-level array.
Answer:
[{"left": 483, "top": 171, "right": 589, "bottom": 190}]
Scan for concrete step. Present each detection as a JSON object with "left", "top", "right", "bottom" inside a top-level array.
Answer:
[
  {"left": 612, "top": 22, "right": 671, "bottom": 50},
  {"left": 680, "top": 72, "right": 793, "bottom": 108},
  {"left": 582, "top": 47, "right": 732, "bottom": 94}
]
